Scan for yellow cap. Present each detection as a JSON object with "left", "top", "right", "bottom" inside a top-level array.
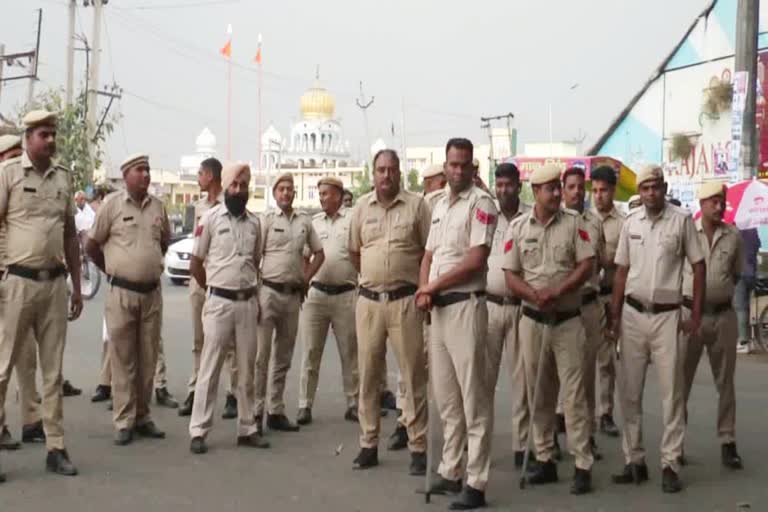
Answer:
[
  {"left": 272, "top": 172, "right": 294, "bottom": 191},
  {"left": 636, "top": 164, "right": 663, "bottom": 186},
  {"left": 530, "top": 164, "right": 561, "bottom": 185},
  {"left": 698, "top": 181, "right": 727, "bottom": 201},
  {"left": 22, "top": 110, "right": 57, "bottom": 130},
  {"left": 120, "top": 153, "right": 149, "bottom": 174},
  {"left": 221, "top": 162, "right": 251, "bottom": 191},
  {"left": 422, "top": 164, "right": 444, "bottom": 179},
  {"left": 317, "top": 176, "right": 344, "bottom": 190},
  {"left": 0, "top": 134, "right": 21, "bottom": 154}
]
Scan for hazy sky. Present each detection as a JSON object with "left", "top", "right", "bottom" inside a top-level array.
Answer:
[{"left": 1, "top": 0, "right": 712, "bottom": 170}]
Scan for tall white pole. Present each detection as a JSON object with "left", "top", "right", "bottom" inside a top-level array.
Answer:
[
  {"left": 548, "top": 103, "right": 553, "bottom": 156},
  {"left": 86, "top": 0, "right": 103, "bottom": 184},
  {"left": 226, "top": 23, "right": 232, "bottom": 160},
  {"left": 65, "top": 0, "right": 76, "bottom": 106}
]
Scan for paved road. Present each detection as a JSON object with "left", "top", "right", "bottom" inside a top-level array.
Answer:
[{"left": 1, "top": 280, "right": 766, "bottom": 511}]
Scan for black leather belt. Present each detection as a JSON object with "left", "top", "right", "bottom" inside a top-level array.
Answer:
[
  {"left": 522, "top": 306, "right": 580, "bottom": 326},
  {"left": 683, "top": 296, "right": 731, "bottom": 315},
  {"left": 599, "top": 286, "right": 613, "bottom": 296},
  {"left": 311, "top": 282, "right": 356, "bottom": 295},
  {"left": 262, "top": 279, "right": 303, "bottom": 294},
  {"left": 486, "top": 294, "right": 521, "bottom": 306},
  {"left": 582, "top": 290, "right": 599, "bottom": 306},
  {"left": 7, "top": 264, "right": 66, "bottom": 282},
  {"left": 625, "top": 296, "right": 679, "bottom": 314},
  {"left": 108, "top": 275, "right": 159, "bottom": 294},
  {"left": 433, "top": 291, "right": 485, "bottom": 308},
  {"left": 209, "top": 286, "right": 256, "bottom": 301},
  {"left": 359, "top": 284, "right": 417, "bottom": 302}
]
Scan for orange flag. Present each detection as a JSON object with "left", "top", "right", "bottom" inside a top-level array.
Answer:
[{"left": 220, "top": 39, "right": 231, "bottom": 59}]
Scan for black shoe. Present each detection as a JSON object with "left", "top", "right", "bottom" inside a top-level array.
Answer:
[
  {"left": 91, "top": 385, "right": 111, "bottom": 403},
  {"left": 387, "top": 424, "right": 408, "bottom": 451},
  {"left": 600, "top": 414, "right": 620, "bottom": 437},
  {"left": 221, "top": 394, "right": 237, "bottom": 420},
  {"left": 135, "top": 421, "right": 166, "bottom": 439},
  {"left": 45, "top": 449, "right": 78, "bottom": 476},
  {"left": 429, "top": 476, "right": 462, "bottom": 495},
  {"left": 527, "top": 459, "right": 558, "bottom": 484},
  {"left": 296, "top": 407, "right": 313, "bottom": 425},
  {"left": 721, "top": 442, "right": 743, "bottom": 470},
  {"left": 190, "top": 436, "right": 207, "bottom": 454},
  {"left": 662, "top": 466, "right": 682, "bottom": 493},
  {"left": 237, "top": 432, "right": 270, "bottom": 449},
  {"left": 22, "top": 420, "right": 45, "bottom": 443},
  {"left": 178, "top": 392, "right": 194, "bottom": 417},
  {"left": 352, "top": 447, "right": 379, "bottom": 470},
  {"left": 514, "top": 450, "right": 535, "bottom": 469},
  {"left": 380, "top": 390, "right": 397, "bottom": 411},
  {"left": 62, "top": 380, "right": 82, "bottom": 397},
  {"left": 155, "top": 388, "right": 179, "bottom": 409},
  {"left": 344, "top": 406, "right": 359, "bottom": 423},
  {"left": 556, "top": 413, "right": 566, "bottom": 434},
  {"left": 553, "top": 434, "right": 562, "bottom": 461},
  {"left": 0, "top": 426, "right": 20, "bottom": 450},
  {"left": 590, "top": 436, "right": 603, "bottom": 461},
  {"left": 612, "top": 462, "right": 649, "bottom": 484},
  {"left": 570, "top": 467, "right": 592, "bottom": 495},
  {"left": 409, "top": 451, "right": 426, "bottom": 476},
  {"left": 114, "top": 429, "right": 133, "bottom": 446},
  {"left": 267, "top": 414, "right": 300, "bottom": 432},
  {"left": 449, "top": 485, "right": 486, "bottom": 510}
]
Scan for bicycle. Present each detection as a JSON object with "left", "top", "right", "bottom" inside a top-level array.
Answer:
[{"left": 67, "top": 232, "right": 101, "bottom": 300}]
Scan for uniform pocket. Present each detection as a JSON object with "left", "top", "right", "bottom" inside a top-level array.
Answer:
[
  {"left": 522, "top": 246, "right": 541, "bottom": 267},
  {"left": 553, "top": 243, "right": 573, "bottom": 264}
]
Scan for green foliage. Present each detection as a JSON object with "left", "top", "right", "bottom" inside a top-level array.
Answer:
[
  {"left": 406, "top": 168, "right": 423, "bottom": 193},
  {"left": 352, "top": 163, "right": 372, "bottom": 200}
]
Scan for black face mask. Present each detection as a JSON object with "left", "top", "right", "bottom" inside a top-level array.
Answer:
[{"left": 224, "top": 192, "right": 248, "bottom": 217}]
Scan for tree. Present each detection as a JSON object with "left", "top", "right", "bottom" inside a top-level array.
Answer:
[
  {"left": 406, "top": 168, "right": 422, "bottom": 193},
  {"left": 352, "top": 162, "right": 372, "bottom": 200}
]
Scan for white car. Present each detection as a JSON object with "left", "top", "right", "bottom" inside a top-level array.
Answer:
[{"left": 165, "top": 235, "right": 194, "bottom": 285}]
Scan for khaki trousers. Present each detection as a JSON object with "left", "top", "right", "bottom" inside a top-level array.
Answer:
[
  {"left": 682, "top": 307, "right": 737, "bottom": 443},
  {"left": 105, "top": 285, "right": 162, "bottom": 431},
  {"left": 596, "top": 296, "right": 617, "bottom": 416},
  {"left": 100, "top": 319, "right": 171, "bottom": 391},
  {"left": 486, "top": 301, "right": 528, "bottom": 452},
  {"left": 580, "top": 300, "right": 604, "bottom": 435},
  {"left": 0, "top": 274, "right": 68, "bottom": 450},
  {"left": 619, "top": 305, "right": 686, "bottom": 473},
  {"left": 189, "top": 294, "right": 259, "bottom": 438},
  {"left": 0, "top": 324, "right": 42, "bottom": 429},
  {"left": 255, "top": 286, "right": 301, "bottom": 417},
  {"left": 188, "top": 288, "right": 237, "bottom": 395},
  {"left": 431, "top": 296, "right": 493, "bottom": 490},
  {"left": 298, "top": 287, "right": 358, "bottom": 409},
  {"left": 519, "top": 314, "right": 593, "bottom": 470},
  {"left": 357, "top": 294, "right": 427, "bottom": 452}
]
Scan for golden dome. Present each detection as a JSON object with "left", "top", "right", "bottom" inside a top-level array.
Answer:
[{"left": 300, "top": 78, "right": 335, "bottom": 120}]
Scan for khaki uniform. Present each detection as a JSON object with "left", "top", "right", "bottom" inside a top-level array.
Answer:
[
  {"left": 256, "top": 208, "right": 322, "bottom": 417},
  {"left": 0, "top": 152, "right": 74, "bottom": 450},
  {"left": 593, "top": 205, "right": 625, "bottom": 417},
  {"left": 98, "top": 322, "right": 170, "bottom": 390},
  {"left": 189, "top": 204, "right": 262, "bottom": 438},
  {"left": 188, "top": 196, "right": 237, "bottom": 396},
  {"left": 350, "top": 189, "right": 430, "bottom": 453},
  {"left": 486, "top": 201, "right": 530, "bottom": 453},
  {"left": 89, "top": 190, "right": 169, "bottom": 431},
  {"left": 298, "top": 207, "right": 358, "bottom": 410},
  {"left": 427, "top": 185, "right": 497, "bottom": 490},
  {"left": 615, "top": 204, "right": 704, "bottom": 472},
  {"left": 682, "top": 219, "right": 742, "bottom": 443},
  {"left": 503, "top": 208, "right": 595, "bottom": 470}
]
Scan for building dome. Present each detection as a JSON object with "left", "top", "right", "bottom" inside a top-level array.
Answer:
[
  {"left": 195, "top": 127, "right": 216, "bottom": 154},
  {"left": 300, "top": 74, "right": 335, "bottom": 120}
]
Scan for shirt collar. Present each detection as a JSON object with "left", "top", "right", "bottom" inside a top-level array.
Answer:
[
  {"left": 124, "top": 190, "right": 151, "bottom": 208},
  {"left": 529, "top": 207, "right": 562, "bottom": 228},
  {"left": 21, "top": 151, "right": 55, "bottom": 177},
  {"left": 368, "top": 188, "right": 407, "bottom": 207}
]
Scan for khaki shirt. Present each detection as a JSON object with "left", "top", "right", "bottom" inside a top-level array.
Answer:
[
  {"left": 615, "top": 203, "right": 705, "bottom": 304},
  {"left": 592, "top": 204, "right": 625, "bottom": 290},
  {"left": 89, "top": 190, "right": 170, "bottom": 283},
  {"left": 192, "top": 203, "right": 261, "bottom": 289},
  {"left": 424, "top": 187, "right": 447, "bottom": 216},
  {"left": 311, "top": 207, "right": 357, "bottom": 286},
  {"left": 682, "top": 219, "right": 743, "bottom": 304},
  {"left": 427, "top": 186, "right": 497, "bottom": 293},
  {"left": 349, "top": 189, "right": 431, "bottom": 292},
  {"left": 578, "top": 208, "right": 605, "bottom": 293},
  {"left": 503, "top": 208, "right": 595, "bottom": 311},
  {"left": 190, "top": 194, "right": 222, "bottom": 294},
  {"left": 0, "top": 152, "right": 74, "bottom": 269},
  {"left": 486, "top": 202, "right": 530, "bottom": 297},
  {"left": 260, "top": 208, "right": 322, "bottom": 284}
]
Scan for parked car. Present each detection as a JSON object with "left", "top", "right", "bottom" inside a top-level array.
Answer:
[{"left": 165, "top": 234, "right": 193, "bottom": 285}]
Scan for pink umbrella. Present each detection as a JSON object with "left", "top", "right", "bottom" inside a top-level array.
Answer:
[{"left": 694, "top": 179, "right": 768, "bottom": 228}]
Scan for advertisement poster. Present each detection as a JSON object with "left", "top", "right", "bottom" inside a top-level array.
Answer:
[{"left": 729, "top": 70, "right": 748, "bottom": 183}]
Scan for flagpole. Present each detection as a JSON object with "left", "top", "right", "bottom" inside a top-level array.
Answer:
[
  {"left": 257, "top": 33, "right": 263, "bottom": 182},
  {"left": 226, "top": 23, "right": 232, "bottom": 160}
]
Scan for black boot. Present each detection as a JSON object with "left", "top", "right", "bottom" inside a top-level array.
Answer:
[
  {"left": 590, "top": 436, "right": 603, "bottom": 461},
  {"left": 600, "top": 413, "right": 619, "bottom": 437},
  {"left": 62, "top": 380, "right": 82, "bottom": 397},
  {"left": 527, "top": 459, "right": 558, "bottom": 484},
  {"left": 344, "top": 406, "right": 359, "bottom": 423},
  {"left": 237, "top": 432, "right": 270, "bottom": 449},
  {"left": 428, "top": 476, "right": 462, "bottom": 495},
  {"left": 721, "top": 442, "right": 743, "bottom": 469},
  {"left": 296, "top": 407, "right": 312, "bottom": 425},
  {"left": 449, "top": 485, "right": 486, "bottom": 510},
  {"left": 135, "top": 421, "right": 166, "bottom": 439},
  {"left": 514, "top": 450, "right": 535, "bottom": 469},
  {"left": 46, "top": 449, "right": 78, "bottom": 476},
  {"left": 114, "top": 429, "right": 133, "bottom": 446},
  {"left": 570, "top": 467, "right": 592, "bottom": 495},
  {"left": 267, "top": 414, "right": 300, "bottom": 432},
  {"left": 190, "top": 436, "right": 207, "bottom": 454},
  {"left": 380, "top": 390, "right": 397, "bottom": 410},
  {"left": 22, "top": 420, "right": 45, "bottom": 443},
  {"left": 352, "top": 447, "right": 379, "bottom": 470},
  {"left": 0, "top": 426, "right": 20, "bottom": 450},
  {"left": 178, "top": 392, "right": 194, "bottom": 417},
  {"left": 409, "top": 451, "right": 426, "bottom": 476},
  {"left": 221, "top": 393, "right": 237, "bottom": 420},
  {"left": 387, "top": 423, "right": 408, "bottom": 451},
  {"left": 661, "top": 466, "right": 682, "bottom": 493},
  {"left": 155, "top": 388, "right": 179, "bottom": 408},
  {"left": 91, "top": 385, "right": 111, "bottom": 403},
  {"left": 612, "top": 462, "right": 649, "bottom": 484}
]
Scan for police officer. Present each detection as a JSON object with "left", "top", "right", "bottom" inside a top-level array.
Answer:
[
  {"left": 342, "top": 189, "right": 354, "bottom": 209},
  {"left": 682, "top": 181, "right": 743, "bottom": 469},
  {"left": 503, "top": 163, "right": 595, "bottom": 494},
  {"left": 590, "top": 165, "right": 624, "bottom": 437},
  {"left": 86, "top": 154, "right": 169, "bottom": 446},
  {"left": 179, "top": 157, "right": 238, "bottom": 420},
  {"left": 485, "top": 162, "right": 530, "bottom": 469},
  {"left": 0, "top": 110, "right": 83, "bottom": 479},
  {"left": 418, "top": 138, "right": 497, "bottom": 510},
  {"left": 349, "top": 149, "right": 429, "bottom": 475},
  {"left": 608, "top": 164, "right": 705, "bottom": 493},
  {"left": 296, "top": 177, "right": 359, "bottom": 425},
  {"left": 188, "top": 162, "right": 268, "bottom": 453},
  {"left": 256, "top": 173, "right": 324, "bottom": 432},
  {"left": 423, "top": 163, "right": 447, "bottom": 200}
]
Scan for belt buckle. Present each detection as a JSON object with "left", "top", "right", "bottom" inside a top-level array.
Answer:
[
  {"left": 237, "top": 291, "right": 245, "bottom": 301},
  {"left": 379, "top": 291, "right": 389, "bottom": 302},
  {"left": 38, "top": 270, "right": 49, "bottom": 280}
]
